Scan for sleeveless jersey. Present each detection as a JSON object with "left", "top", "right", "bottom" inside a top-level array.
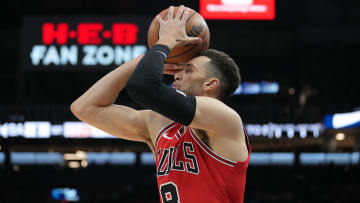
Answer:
[{"left": 155, "top": 122, "right": 251, "bottom": 203}]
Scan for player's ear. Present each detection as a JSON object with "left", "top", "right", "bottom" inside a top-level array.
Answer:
[{"left": 203, "top": 77, "right": 220, "bottom": 91}]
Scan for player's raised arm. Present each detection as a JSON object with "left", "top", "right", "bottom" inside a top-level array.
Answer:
[
  {"left": 126, "top": 6, "right": 200, "bottom": 124},
  {"left": 126, "top": 6, "right": 243, "bottom": 138},
  {"left": 70, "top": 55, "right": 151, "bottom": 143}
]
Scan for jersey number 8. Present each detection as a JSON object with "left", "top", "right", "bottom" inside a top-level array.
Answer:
[{"left": 160, "top": 182, "right": 180, "bottom": 203}]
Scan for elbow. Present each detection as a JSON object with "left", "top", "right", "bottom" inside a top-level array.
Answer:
[
  {"left": 70, "top": 101, "right": 85, "bottom": 119},
  {"left": 70, "top": 102, "right": 78, "bottom": 114},
  {"left": 70, "top": 101, "right": 100, "bottom": 122}
]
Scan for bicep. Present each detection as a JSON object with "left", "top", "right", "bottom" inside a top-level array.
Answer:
[
  {"left": 77, "top": 104, "right": 150, "bottom": 142},
  {"left": 190, "top": 97, "right": 242, "bottom": 134}
]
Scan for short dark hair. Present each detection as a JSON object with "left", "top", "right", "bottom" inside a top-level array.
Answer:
[{"left": 199, "top": 49, "right": 241, "bottom": 100}]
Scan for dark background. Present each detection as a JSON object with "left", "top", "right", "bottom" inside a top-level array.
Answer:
[
  {"left": 0, "top": 0, "right": 360, "bottom": 202},
  {"left": 2, "top": 0, "right": 360, "bottom": 123}
]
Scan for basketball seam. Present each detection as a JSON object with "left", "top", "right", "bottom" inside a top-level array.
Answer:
[
  {"left": 147, "top": 18, "right": 157, "bottom": 49},
  {"left": 186, "top": 11, "right": 197, "bottom": 23},
  {"left": 164, "top": 11, "right": 202, "bottom": 59},
  {"left": 148, "top": 11, "right": 195, "bottom": 50},
  {"left": 148, "top": 9, "right": 208, "bottom": 61},
  {"left": 161, "top": 10, "right": 196, "bottom": 23},
  {"left": 167, "top": 26, "right": 208, "bottom": 59}
]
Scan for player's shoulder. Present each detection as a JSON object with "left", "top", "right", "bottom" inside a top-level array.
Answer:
[
  {"left": 142, "top": 110, "right": 174, "bottom": 139},
  {"left": 195, "top": 96, "right": 241, "bottom": 119},
  {"left": 143, "top": 110, "right": 171, "bottom": 122}
]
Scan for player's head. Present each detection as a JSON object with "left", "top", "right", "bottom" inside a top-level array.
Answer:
[{"left": 173, "top": 49, "right": 240, "bottom": 100}]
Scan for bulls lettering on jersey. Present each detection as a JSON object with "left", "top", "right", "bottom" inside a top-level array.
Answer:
[
  {"left": 157, "top": 142, "right": 199, "bottom": 176},
  {"left": 155, "top": 122, "right": 251, "bottom": 203}
]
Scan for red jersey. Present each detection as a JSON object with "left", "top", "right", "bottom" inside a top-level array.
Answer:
[{"left": 155, "top": 122, "right": 251, "bottom": 203}]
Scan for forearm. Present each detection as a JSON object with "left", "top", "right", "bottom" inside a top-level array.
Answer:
[
  {"left": 126, "top": 45, "right": 196, "bottom": 125},
  {"left": 71, "top": 55, "right": 143, "bottom": 113}
]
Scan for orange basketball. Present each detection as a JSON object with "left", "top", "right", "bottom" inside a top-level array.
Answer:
[{"left": 147, "top": 7, "right": 210, "bottom": 64}]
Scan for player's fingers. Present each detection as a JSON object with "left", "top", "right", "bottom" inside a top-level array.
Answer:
[
  {"left": 164, "top": 68, "right": 182, "bottom": 75},
  {"left": 163, "top": 69, "right": 174, "bottom": 75},
  {"left": 156, "top": 15, "right": 164, "bottom": 24},
  {"left": 164, "top": 63, "right": 179, "bottom": 69},
  {"left": 176, "top": 5, "right": 185, "bottom": 20},
  {"left": 181, "top": 8, "right": 190, "bottom": 23},
  {"left": 164, "top": 63, "right": 185, "bottom": 70},
  {"left": 168, "top": 6, "right": 174, "bottom": 20},
  {"left": 186, "top": 37, "right": 202, "bottom": 44}
]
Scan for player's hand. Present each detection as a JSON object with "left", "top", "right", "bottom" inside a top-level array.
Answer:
[
  {"left": 163, "top": 63, "right": 184, "bottom": 75},
  {"left": 156, "top": 5, "right": 202, "bottom": 49}
]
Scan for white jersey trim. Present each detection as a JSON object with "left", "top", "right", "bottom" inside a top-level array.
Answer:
[
  {"left": 189, "top": 128, "right": 236, "bottom": 167},
  {"left": 155, "top": 121, "right": 177, "bottom": 149}
]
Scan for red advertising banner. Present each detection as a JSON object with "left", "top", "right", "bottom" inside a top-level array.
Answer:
[{"left": 200, "top": 0, "right": 275, "bottom": 20}]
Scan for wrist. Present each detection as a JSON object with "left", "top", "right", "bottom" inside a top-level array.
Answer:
[{"left": 157, "top": 37, "right": 177, "bottom": 49}]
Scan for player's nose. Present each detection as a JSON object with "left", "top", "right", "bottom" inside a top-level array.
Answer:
[{"left": 174, "top": 70, "right": 183, "bottom": 81}]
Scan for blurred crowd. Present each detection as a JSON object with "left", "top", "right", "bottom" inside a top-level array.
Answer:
[{"left": 0, "top": 165, "right": 359, "bottom": 203}]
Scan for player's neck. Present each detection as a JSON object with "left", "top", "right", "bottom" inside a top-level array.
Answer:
[{"left": 203, "top": 91, "right": 220, "bottom": 100}]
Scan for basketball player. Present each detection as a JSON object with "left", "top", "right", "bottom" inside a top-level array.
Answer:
[{"left": 71, "top": 6, "right": 250, "bottom": 203}]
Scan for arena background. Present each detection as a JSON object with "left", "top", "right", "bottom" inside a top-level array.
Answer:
[{"left": 1, "top": 0, "right": 360, "bottom": 202}]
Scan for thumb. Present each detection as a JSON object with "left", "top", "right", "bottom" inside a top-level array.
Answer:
[
  {"left": 186, "top": 37, "right": 202, "bottom": 44},
  {"left": 164, "top": 69, "right": 182, "bottom": 75},
  {"left": 164, "top": 63, "right": 179, "bottom": 69}
]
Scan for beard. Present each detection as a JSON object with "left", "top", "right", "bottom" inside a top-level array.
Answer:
[
  {"left": 176, "top": 80, "right": 205, "bottom": 96},
  {"left": 178, "top": 85, "right": 195, "bottom": 96}
]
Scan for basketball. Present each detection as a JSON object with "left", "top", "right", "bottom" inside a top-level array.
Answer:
[{"left": 147, "top": 6, "right": 210, "bottom": 64}]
